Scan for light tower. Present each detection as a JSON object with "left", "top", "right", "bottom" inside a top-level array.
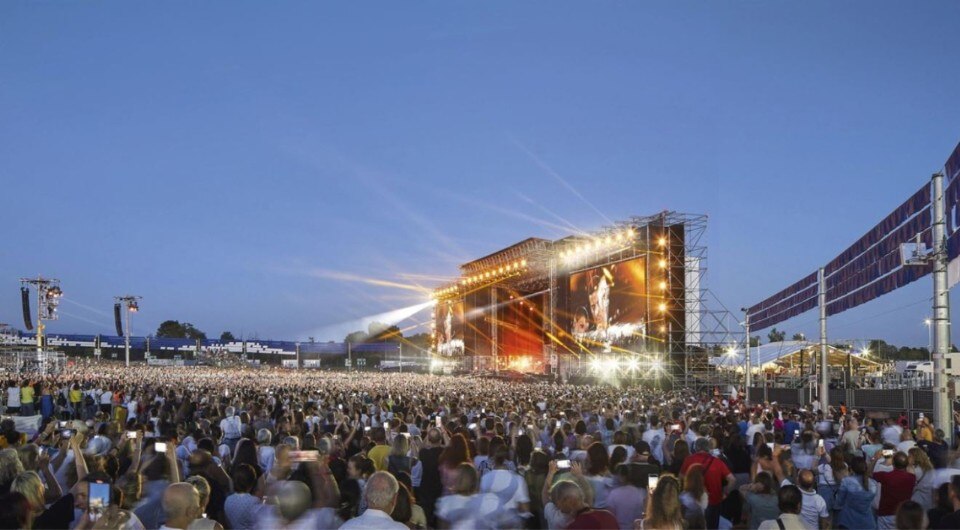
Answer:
[
  {"left": 114, "top": 295, "right": 141, "bottom": 367},
  {"left": 19, "top": 276, "right": 62, "bottom": 371}
]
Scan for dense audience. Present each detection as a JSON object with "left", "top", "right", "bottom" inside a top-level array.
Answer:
[{"left": 0, "top": 362, "right": 956, "bottom": 529}]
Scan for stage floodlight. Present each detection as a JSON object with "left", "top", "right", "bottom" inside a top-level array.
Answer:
[
  {"left": 659, "top": 281, "right": 667, "bottom": 290},
  {"left": 626, "top": 359, "right": 639, "bottom": 371},
  {"left": 652, "top": 360, "right": 662, "bottom": 371},
  {"left": 658, "top": 237, "right": 667, "bottom": 246},
  {"left": 590, "top": 359, "right": 601, "bottom": 371},
  {"left": 658, "top": 303, "right": 667, "bottom": 312},
  {"left": 659, "top": 259, "right": 667, "bottom": 268}
]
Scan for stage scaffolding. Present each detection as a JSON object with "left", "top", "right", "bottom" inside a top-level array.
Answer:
[{"left": 433, "top": 211, "right": 745, "bottom": 388}]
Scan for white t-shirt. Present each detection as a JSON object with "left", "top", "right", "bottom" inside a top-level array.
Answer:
[
  {"left": 882, "top": 425, "right": 903, "bottom": 446},
  {"left": 7, "top": 387, "right": 20, "bottom": 407},
  {"left": 800, "top": 489, "right": 829, "bottom": 529},
  {"left": 642, "top": 428, "right": 666, "bottom": 463},
  {"left": 746, "top": 423, "right": 766, "bottom": 444},
  {"left": 479, "top": 469, "right": 530, "bottom": 511},
  {"left": 100, "top": 391, "right": 113, "bottom": 405}
]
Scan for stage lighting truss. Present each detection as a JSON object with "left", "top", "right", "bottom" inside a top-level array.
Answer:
[
  {"left": 115, "top": 295, "right": 142, "bottom": 313},
  {"left": 433, "top": 259, "right": 531, "bottom": 300},
  {"left": 557, "top": 227, "right": 637, "bottom": 265},
  {"left": 20, "top": 277, "right": 63, "bottom": 322}
]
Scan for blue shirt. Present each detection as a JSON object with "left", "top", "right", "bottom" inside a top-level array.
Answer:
[{"left": 783, "top": 420, "right": 800, "bottom": 444}]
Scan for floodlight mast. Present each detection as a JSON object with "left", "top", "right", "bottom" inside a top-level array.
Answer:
[
  {"left": 114, "top": 295, "right": 142, "bottom": 367},
  {"left": 19, "top": 276, "right": 62, "bottom": 373}
]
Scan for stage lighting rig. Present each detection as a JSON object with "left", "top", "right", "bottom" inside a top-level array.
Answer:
[
  {"left": 114, "top": 295, "right": 142, "bottom": 367},
  {"left": 19, "top": 276, "right": 63, "bottom": 354}
]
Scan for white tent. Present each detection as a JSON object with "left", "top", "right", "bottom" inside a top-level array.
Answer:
[{"left": 710, "top": 340, "right": 879, "bottom": 369}]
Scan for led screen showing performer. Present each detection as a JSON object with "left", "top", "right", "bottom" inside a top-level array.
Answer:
[
  {"left": 568, "top": 258, "right": 648, "bottom": 347},
  {"left": 435, "top": 300, "right": 464, "bottom": 356}
]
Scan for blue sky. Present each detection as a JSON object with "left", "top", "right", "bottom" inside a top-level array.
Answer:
[{"left": 1, "top": 2, "right": 958, "bottom": 346}]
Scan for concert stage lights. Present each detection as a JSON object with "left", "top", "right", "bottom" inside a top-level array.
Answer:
[
  {"left": 658, "top": 303, "right": 667, "bottom": 312},
  {"left": 658, "top": 237, "right": 667, "bottom": 246},
  {"left": 659, "top": 259, "right": 667, "bottom": 268},
  {"left": 659, "top": 281, "right": 667, "bottom": 291}
]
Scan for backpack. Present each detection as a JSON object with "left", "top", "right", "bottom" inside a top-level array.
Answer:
[{"left": 84, "top": 394, "right": 95, "bottom": 407}]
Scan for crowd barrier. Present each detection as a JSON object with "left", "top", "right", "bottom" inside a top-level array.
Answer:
[
  {"left": 748, "top": 386, "right": 936, "bottom": 421},
  {"left": 0, "top": 414, "right": 42, "bottom": 436}
]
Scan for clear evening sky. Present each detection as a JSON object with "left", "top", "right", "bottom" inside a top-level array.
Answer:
[{"left": 1, "top": 2, "right": 959, "bottom": 347}]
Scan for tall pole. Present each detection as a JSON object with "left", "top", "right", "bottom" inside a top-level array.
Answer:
[
  {"left": 399, "top": 343, "right": 403, "bottom": 373},
  {"left": 124, "top": 306, "right": 131, "bottom": 367},
  {"left": 932, "top": 171, "right": 952, "bottom": 440},
  {"left": 36, "top": 281, "right": 44, "bottom": 359},
  {"left": 818, "top": 267, "right": 829, "bottom": 408},
  {"left": 744, "top": 313, "right": 752, "bottom": 404}
]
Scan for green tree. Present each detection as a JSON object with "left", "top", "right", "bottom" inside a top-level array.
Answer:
[
  {"left": 749, "top": 336, "right": 761, "bottom": 347},
  {"left": 344, "top": 330, "right": 367, "bottom": 344},
  {"left": 157, "top": 320, "right": 187, "bottom": 338},
  {"left": 767, "top": 327, "right": 786, "bottom": 343},
  {"left": 368, "top": 321, "right": 402, "bottom": 342},
  {"left": 156, "top": 320, "right": 206, "bottom": 340},
  {"left": 792, "top": 333, "right": 806, "bottom": 341},
  {"left": 219, "top": 331, "right": 236, "bottom": 342}
]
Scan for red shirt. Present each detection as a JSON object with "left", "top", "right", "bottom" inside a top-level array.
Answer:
[
  {"left": 566, "top": 508, "right": 619, "bottom": 530},
  {"left": 873, "top": 470, "right": 916, "bottom": 516},
  {"left": 680, "top": 453, "right": 731, "bottom": 505}
]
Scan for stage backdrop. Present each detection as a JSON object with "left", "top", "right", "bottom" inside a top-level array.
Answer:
[{"left": 568, "top": 257, "right": 648, "bottom": 348}]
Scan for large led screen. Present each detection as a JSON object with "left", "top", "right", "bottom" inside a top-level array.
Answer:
[
  {"left": 435, "top": 299, "right": 464, "bottom": 356},
  {"left": 568, "top": 258, "right": 648, "bottom": 346}
]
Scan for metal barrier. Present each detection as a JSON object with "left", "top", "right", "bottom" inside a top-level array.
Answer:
[{"left": 747, "top": 387, "right": 935, "bottom": 418}]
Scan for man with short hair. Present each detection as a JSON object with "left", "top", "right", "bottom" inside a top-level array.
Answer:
[
  {"left": 641, "top": 415, "right": 665, "bottom": 464},
  {"left": 758, "top": 485, "right": 807, "bottom": 530},
  {"left": 160, "top": 482, "right": 203, "bottom": 530},
  {"left": 681, "top": 437, "right": 736, "bottom": 530},
  {"left": 933, "top": 475, "right": 960, "bottom": 529},
  {"left": 872, "top": 451, "right": 917, "bottom": 530},
  {"left": 339, "top": 471, "right": 407, "bottom": 529},
  {"left": 551, "top": 479, "right": 618, "bottom": 530},
  {"left": 367, "top": 427, "right": 391, "bottom": 471},
  {"left": 797, "top": 469, "right": 829, "bottom": 530},
  {"left": 418, "top": 427, "right": 444, "bottom": 528}
]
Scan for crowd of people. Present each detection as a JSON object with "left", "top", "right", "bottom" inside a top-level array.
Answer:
[{"left": 0, "top": 361, "right": 957, "bottom": 530}]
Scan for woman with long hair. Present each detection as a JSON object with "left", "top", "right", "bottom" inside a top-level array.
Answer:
[
  {"left": 817, "top": 446, "right": 848, "bottom": 515},
  {"left": 835, "top": 456, "right": 877, "bottom": 530},
  {"left": 679, "top": 465, "right": 707, "bottom": 529},
  {"left": 585, "top": 442, "right": 615, "bottom": 509},
  {"left": 739, "top": 472, "right": 779, "bottom": 530},
  {"left": 637, "top": 475, "right": 684, "bottom": 530},
  {"left": 908, "top": 446, "right": 935, "bottom": 510},
  {"left": 665, "top": 439, "right": 688, "bottom": 476},
  {"left": 388, "top": 434, "right": 412, "bottom": 477},
  {"left": 438, "top": 433, "right": 472, "bottom": 495}
]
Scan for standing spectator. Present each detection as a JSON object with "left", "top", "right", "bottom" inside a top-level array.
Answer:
[
  {"left": 638, "top": 474, "right": 684, "bottom": 530},
  {"left": 224, "top": 464, "right": 260, "bottom": 529},
  {"left": 161, "top": 482, "right": 204, "bottom": 530},
  {"left": 796, "top": 469, "right": 830, "bottom": 530},
  {"left": 909, "top": 446, "right": 936, "bottom": 510},
  {"left": 479, "top": 444, "right": 530, "bottom": 526},
  {"left": 679, "top": 464, "right": 707, "bottom": 529},
  {"left": 434, "top": 463, "right": 500, "bottom": 529},
  {"left": 758, "top": 485, "right": 807, "bottom": 530},
  {"left": 19, "top": 379, "right": 34, "bottom": 417},
  {"left": 550, "top": 480, "right": 618, "bottom": 530},
  {"left": 835, "top": 456, "right": 878, "bottom": 530},
  {"left": 641, "top": 416, "right": 666, "bottom": 465},
  {"left": 680, "top": 437, "right": 736, "bottom": 529},
  {"left": 416, "top": 428, "right": 443, "bottom": 527},
  {"left": 872, "top": 451, "right": 917, "bottom": 530},
  {"left": 339, "top": 471, "right": 407, "bottom": 530},
  {"left": 606, "top": 463, "right": 646, "bottom": 530},
  {"left": 438, "top": 433, "right": 472, "bottom": 495},
  {"left": 895, "top": 500, "right": 927, "bottom": 530},
  {"left": 739, "top": 472, "right": 779, "bottom": 530},
  {"left": 933, "top": 475, "right": 960, "bottom": 529}
]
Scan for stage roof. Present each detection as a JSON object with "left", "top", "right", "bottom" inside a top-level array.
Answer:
[{"left": 710, "top": 340, "right": 881, "bottom": 368}]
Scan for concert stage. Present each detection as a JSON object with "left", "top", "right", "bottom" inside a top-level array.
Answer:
[{"left": 432, "top": 211, "right": 716, "bottom": 382}]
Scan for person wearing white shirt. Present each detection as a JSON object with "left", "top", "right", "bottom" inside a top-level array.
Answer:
[
  {"left": 219, "top": 406, "right": 242, "bottom": 452},
  {"left": 641, "top": 416, "right": 666, "bottom": 464},
  {"left": 797, "top": 470, "right": 830, "bottom": 530},
  {"left": 881, "top": 420, "right": 903, "bottom": 446},
  {"left": 6, "top": 382, "right": 20, "bottom": 414},
  {"left": 339, "top": 471, "right": 408, "bottom": 530}
]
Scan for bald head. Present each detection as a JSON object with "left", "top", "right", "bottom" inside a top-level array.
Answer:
[{"left": 162, "top": 482, "right": 201, "bottom": 526}]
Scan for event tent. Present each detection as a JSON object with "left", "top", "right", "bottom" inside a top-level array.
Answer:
[{"left": 710, "top": 340, "right": 881, "bottom": 370}]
